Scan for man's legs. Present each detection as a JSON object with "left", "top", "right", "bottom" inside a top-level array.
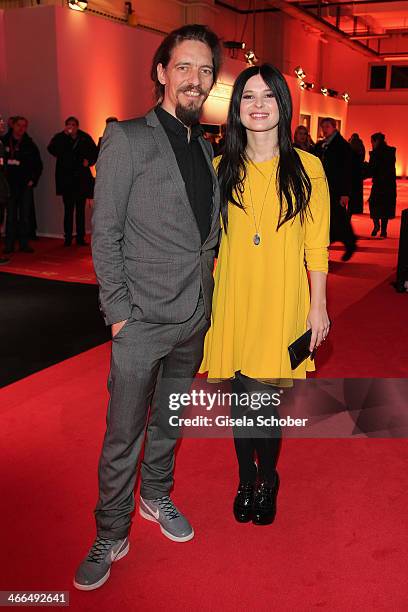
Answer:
[
  {"left": 331, "top": 201, "right": 356, "bottom": 261},
  {"left": 75, "top": 317, "right": 179, "bottom": 590},
  {"left": 138, "top": 297, "right": 208, "bottom": 541},
  {"left": 4, "top": 192, "right": 18, "bottom": 252},
  {"left": 62, "top": 194, "right": 74, "bottom": 245},
  {"left": 18, "top": 187, "right": 32, "bottom": 251},
  {"left": 75, "top": 197, "right": 86, "bottom": 244},
  {"left": 140, "top": 297, "right": 208, "bottom": 499},
  {"left": 94, "top": 318, "right": 177, "bottom": 540}
]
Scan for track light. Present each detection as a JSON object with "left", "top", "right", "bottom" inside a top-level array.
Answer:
[
  {"left": 294, "top": 66, "right": 306, "bottom": 80},
  {"left": 224, "top": 41, "right": 246, "bottom": 50},
  {"left": 300, "top": 81, "right": 314, "bottom": 90},
  {"left": 68, "top": 0, "right": 88, "bottom": 11},
  {"left": 342, "top": 92, "right": 350, "bottom": 102},
  {"left": 245, "top": 50, "right": 258, "bottom": 66},
  {"left": 321, "top": 87, "right": 338, "bottom": 98}
]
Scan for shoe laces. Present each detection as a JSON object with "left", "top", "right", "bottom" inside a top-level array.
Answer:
[
  {"left": 153, "top": 496, "right": 180, "bottom": 520},
  {"left": 86, "top": 536, "right": 117, "bottom": 564}
]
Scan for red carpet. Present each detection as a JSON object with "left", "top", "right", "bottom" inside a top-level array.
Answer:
[
  {"left": 1, "top": 182, "right": 407, "bottom": 610},
  {"left": 0, "top": 237, "right": 96, "bottom": 284},
  {"left": 1, "top": 346, "right": 407, "bottom": 610}
]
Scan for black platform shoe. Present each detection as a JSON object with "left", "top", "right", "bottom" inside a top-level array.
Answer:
[
  {"left": 252, "top": 473, "right": 280, "bottom": 525},
  {"left": 233, "top": 482, "right": 255, "bottom": 523}
]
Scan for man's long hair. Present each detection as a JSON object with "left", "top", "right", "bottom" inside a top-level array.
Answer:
[
  {"left": 218, "top": 63, "right": 312, "bottom": 232},
  {"left": 150, "top": 24, "right": 222, "bottom": 103}
]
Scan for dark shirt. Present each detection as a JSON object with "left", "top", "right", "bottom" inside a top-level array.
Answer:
[{"left": 155, "top": 106, "right": 212, "bottom": 244}]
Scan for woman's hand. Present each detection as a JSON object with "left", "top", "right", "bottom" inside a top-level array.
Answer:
[{"left": 307, "top": 303, "right": 330, "bottom": 351}]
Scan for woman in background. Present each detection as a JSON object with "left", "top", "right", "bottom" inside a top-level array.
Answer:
[
  {"left": 366, "top": 132, "right": 396, "bottom": 238},
  {"left": 348, "top": 133, "right": 365, "bottom": 216},
  {"left": 294, "top": 125, "right": 315, "bottom": 154},
  {"left": 201, "top": 64, "right": 330, "bottom": 526}
]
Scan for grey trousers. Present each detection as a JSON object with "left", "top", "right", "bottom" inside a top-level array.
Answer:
[{"left": 94, "top": 296, "right": 209, "bottom": 539}]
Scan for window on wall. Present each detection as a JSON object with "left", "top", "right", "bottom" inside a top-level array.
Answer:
[
  {"left": 369, "top": 64, "right": 408, "bottom": 90},
  {"left": 369, "top": 65, "right": 387, "bottom": 90},
  {"left": 390, "top": 66, "right": 408, "bottom": 89}
]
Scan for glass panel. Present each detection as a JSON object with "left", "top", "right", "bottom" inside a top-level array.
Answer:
[{"left": 369, "top": 65, "right": 387, "bottom": 89}]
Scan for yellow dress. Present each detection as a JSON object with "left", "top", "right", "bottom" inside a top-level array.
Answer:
[{"left": 200, "top": 148, "right": 330, "bottom": 383}]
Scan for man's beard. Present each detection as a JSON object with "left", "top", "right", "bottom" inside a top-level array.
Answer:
[
  {"left": 175, "top": 85, "right": 208, "bottom": 126},
  {"left": 175, "top": 102, "right": 202, "bottom": 127}
]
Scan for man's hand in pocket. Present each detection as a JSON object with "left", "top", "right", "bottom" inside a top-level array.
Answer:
[{"left": 112, "top": 320, "right": 128, "bottom": 338}]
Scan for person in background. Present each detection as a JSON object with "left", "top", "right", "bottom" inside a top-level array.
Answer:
[
  {"left": 48, "top": 117, "right": 98, "bottom": 247},
  {"left": 96, "top": 117, "right": 118, "bottom": 156},
  {"left": 315, "top": 117, "right": 356, "bottom": 261},
  {"left": 294, "top": 125, "right": 315, "bottom": 153},
  {"left": 7, "top": 116, "right": 17, "bottom": 131},
  {"left": 348, "top": 133, "right": 365, "bottom": 216},
  {"left": 365, "top": 132, "right": 396, "bottom": 238},
  {"left": 0, "top": 114, "right": 10, "bottom": 264},
  {"left": 2, "top": 116, "right": 43, "bottom": 254}
]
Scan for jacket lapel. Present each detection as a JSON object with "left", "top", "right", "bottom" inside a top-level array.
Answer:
[
  {"left": 199, "top": 137, "right": 220, "bottom": 245},
  {"left": 145, "top": 109, "right": 200, "bottom": 236}
]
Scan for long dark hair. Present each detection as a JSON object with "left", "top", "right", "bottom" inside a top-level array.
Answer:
[
  {"left": 150, "top": 24, "right": 222, "bottom": 103},
  {"left": 218, "top": 64, "right": 312, "bottom": 231}
]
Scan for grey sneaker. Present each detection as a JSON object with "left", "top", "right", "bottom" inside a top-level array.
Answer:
[
  {"left": 73, "top": 536, "right": 129, "bottom": 591},
  {"left": 139, "top": 496, "right": 194, "bottom": 542}
]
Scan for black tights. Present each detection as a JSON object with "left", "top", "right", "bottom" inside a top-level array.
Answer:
[{"left": 231, "top": 373, "right": 282, "bottom": 484}]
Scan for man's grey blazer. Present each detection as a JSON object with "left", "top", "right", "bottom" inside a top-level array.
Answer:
[{"left": 92, "top": 108, "right": 220, "bottom": 326}]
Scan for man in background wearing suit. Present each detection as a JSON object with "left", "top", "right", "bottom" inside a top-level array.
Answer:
[
  {"left": 74, "top": 24, "right": 221, "bottom": 591},
  {"left": 315, "top": 117, "right": 357, "bottom": 261}
]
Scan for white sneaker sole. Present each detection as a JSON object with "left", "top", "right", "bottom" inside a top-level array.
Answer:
[
  {"left": 139, "top": 507, "right": 194, "bottom": 542},
  {"left": 73, "top": 541, "right": 130, "bottom": 591}
]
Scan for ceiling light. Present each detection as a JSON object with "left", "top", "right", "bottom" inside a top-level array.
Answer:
[
  {"left": 381, "top": 55, "right": 408, "bottom": 61},
  {"left": 245, "top": 50, "right": 258, "bottom": 66},
  {"left": 342, "top": 92, "right": 350, "bottom": 102},
  {"left": 68, "top": 0, "right": 88, "bottom": 11},
  {"left": 294, "top": 66, "right": 306, "bottom": 80},
  {"left": 321, "top": 87, "right": 328, "bottom": 96},
  {"left": 300, "top": 81, "right": 314, "bottom": 90},
  {"left": 224, "top": 41, "right": 246, "bottom": 50}
]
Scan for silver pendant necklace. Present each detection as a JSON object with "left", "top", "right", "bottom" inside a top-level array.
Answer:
[{"left": 247, "top": 164, "right": 274, "bottom": 246}]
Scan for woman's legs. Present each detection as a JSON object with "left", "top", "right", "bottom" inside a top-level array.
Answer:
[
  {"left": 380, "top": 218, "right": 388, "bottom": 238},
  {"left": 231, "top": 376, "right": 257, "bottom": 484},
  {"left": 234, "top": 372, "right": 282, "bottom": 484},
  {"left": 230, "top": 372, "right": 283, "bottom": 524},
  {"left": 371, "top": 218, "right": 380, "bottom": 236}
]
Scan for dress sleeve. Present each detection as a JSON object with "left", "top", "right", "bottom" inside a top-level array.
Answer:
[{"left": 304, "top": 158, "right": 330, "bottom": 273}]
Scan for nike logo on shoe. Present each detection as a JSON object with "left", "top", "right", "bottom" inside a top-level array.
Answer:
[{"left": 151, "top": 507, "right": 160, "bottom": 520}]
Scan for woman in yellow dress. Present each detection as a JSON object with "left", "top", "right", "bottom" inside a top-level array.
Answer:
[{"left": 200, "top": 64, "right": 330, "bottom": 525}]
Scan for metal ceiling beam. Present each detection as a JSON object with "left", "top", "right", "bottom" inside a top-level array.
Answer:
[
  {"left": 268, "top": 0, "right": 379, "bottom": 56},
  {"left": 214, "top": 1, "right": 279, "bottom": 14},
  {"left": 295, "top": 0, "right": 408, "bottom": 9}
]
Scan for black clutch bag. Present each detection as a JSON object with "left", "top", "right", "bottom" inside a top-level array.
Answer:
[{"left": 288, "top": 329, "right": 315, "bottom": 370}]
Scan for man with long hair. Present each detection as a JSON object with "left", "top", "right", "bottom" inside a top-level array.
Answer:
[{"left": 74, "top": 24, "right": 221, "bottom": 591}]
